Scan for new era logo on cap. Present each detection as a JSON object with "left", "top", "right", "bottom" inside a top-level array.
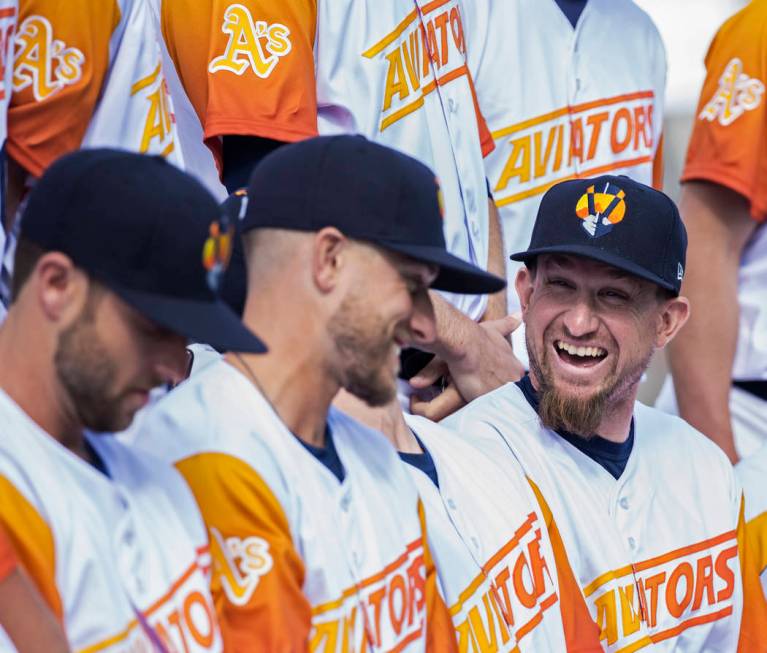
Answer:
[{"left": 511, "top": 174, "right": 688, "bottom": 295}]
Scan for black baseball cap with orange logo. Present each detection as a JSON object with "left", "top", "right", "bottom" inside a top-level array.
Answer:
[{"left": 19, "top": 148, "right": 266, "bottom": 353}]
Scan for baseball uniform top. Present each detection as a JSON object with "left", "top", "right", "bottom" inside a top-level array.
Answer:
[
  {"left": 8, "top": 0, "right": 183, "bottom": 179},
  {"left": 0, "top": 525, "right": 16, "bottom": 583},
  {"left": 402, "top": 414, "right": 602, "bottom": 651},
  {"left": 444, "top": 383, "right": 767, "bottom": 652},
  {"left": 459, "top": 0, "right": 665, "bottom": 326},
  {"left": 132, "top": 359, "right": 457, "bottom": 652},
  {"left": 682, "top": 0, "right": 767, "bottom": 382},
  {"left": 160, "top": 0, "right": 494, "bottom": 320},
  {"left": 0, "top": 390, "right": 223, "bottom": 653},
  {"left": 736, "top": 444, "right": 767, "bottom": 595}
]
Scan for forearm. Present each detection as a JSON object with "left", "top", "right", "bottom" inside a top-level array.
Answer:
[
  {"left": 482, "top": 198, "right": 507, "bottom": 321},
  {"left": 667, "top": 182, "right": 756, "bottom": 461}
]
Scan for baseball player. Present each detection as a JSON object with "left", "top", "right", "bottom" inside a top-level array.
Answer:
[
  {"left": 132, "top": 135, "right": 505, "bottom": 651},
  {"left": 736, "top": 445, "right": 767, "bottom": 596},
  {"left": 445, "top": 176, "right": 767, "bottom": 650},
  {"left": 160, "top": 0, "right": 521, "bottom": 422},
  {"left": 458, "top": 0, "right": 665, "bottom": 365},
  {"left": 657, "top": 1, "right": 767, "bottom": 463},
  {"left": 0, "top": 149, "right": 265, "bottom": 651},
  {"left": 0, "top": 0, "right": 186, "bottom": 316},
  {"left": 0, "top": 525, "right": 69, "bottom": 653}
]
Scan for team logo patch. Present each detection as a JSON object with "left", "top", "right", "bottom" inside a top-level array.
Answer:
[
  {"left": 699, "top": 58, "right": 765, "bottom": 126},
  {"left": 202, "top": 216, "right": 234, "bottom": 292},
  {"left": 435, "top": 177, "right": 445, "bottom": 219},
  {"left": 208, "top": 4, "right": 292, "bottom": 78},
  {"left": 210, "top": 528, "right": 273, "bottom": 607},
  {"left": 13, "top": 15, "right": 85, "bottom": 101},
  {"left": 575, "top": 182, "right": 627, "bottom": 238}
]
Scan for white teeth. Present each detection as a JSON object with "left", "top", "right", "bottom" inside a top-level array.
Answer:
[{"left": 556, "top": 341, "right": 606, "bottom": 358}]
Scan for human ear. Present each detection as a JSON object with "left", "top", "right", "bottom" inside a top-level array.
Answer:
[
  {"left": 515, "top": 266, "right": 534, "bottom": 317},
  {"left": 655, "top": 296, "right": 691, "bottom": 348},
  {"left": 34, "top": 253, "right": 88, "bottom": 323},
  {"left": 312, "top": 227, "right": 347, "bottom": 294}
]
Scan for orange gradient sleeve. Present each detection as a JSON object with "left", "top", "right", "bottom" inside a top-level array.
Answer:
[
  {"left": 418, "top": 500, "right": 459, "bottom": 652},
  {"left": 737, "top": 496, "right": 767, "bottom": 651},
  {"left": 8, "top": 0, "right": 119, "bottom": 177},
  {"left": 162, "top": 0, "right": 318, "bottom": 152},
  {"left": 175, "top": 452, "right": 312, "bottom": 653},
  {"left": 682, "top": 3, "right": 767, "bottom": 221},
  {"left": 528, "top": 480, "right": 603, "bottom": 652},
  {"left": 0, "top": 475, "right": 62, "bottom": 620}
]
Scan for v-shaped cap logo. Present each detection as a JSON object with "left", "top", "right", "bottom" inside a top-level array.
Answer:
[{"left": 575, "top": 182, "right": 627, "bottom": 238}]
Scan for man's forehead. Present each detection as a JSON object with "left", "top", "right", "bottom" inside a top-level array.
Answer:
[
  {"left": 539, "top": 253, "right": 634, "bottom": 280},
  {"left": 382, "top": 249, "right": 438, "bottom": 284}
]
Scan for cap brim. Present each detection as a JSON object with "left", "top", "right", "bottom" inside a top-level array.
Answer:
[
  {"left": 510, "top": 244, "right": 679, "bottom": 294},
  {"left": 376, "top": 241, "right": 506, "bottom": 294},
  {"left": 112, "top": 286, "right": 267, "bottom": 353}
]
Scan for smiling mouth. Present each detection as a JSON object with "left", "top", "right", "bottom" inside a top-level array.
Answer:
[{"left": 554, "top": 340, "right": 608, "bottom": 368}]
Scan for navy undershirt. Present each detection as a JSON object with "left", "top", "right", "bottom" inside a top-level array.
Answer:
[
  {"left": 85, "top": 439, "right": 110, "bottom": 478},
  {"left": 297, "top": 426, "right": 346, "bottom": 483},
  {"left": 554, "top": 0, "right": 588, "bottom": 28},
  {"left": 516, "top": 375, "right": 634, "bottom": 480},
  {"left": 398, "top": 434, "right": 440, "bottom": 488}
]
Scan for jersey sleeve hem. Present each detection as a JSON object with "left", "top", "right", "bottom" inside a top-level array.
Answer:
[
  {"left": 203, "top": 118, "right": 318, "bottom": 145},
  {"left": 6, "top": 141, "right": 49, "bottom": 179},
  {"left": 681, "top": 163, "right": 767, "bottom": 222}
]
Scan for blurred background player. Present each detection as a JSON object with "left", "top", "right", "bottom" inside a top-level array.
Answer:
[
  {"left": 447, "top": 176, "right": 767, "bottom": 650},
  {"left": 159, "top": 0, "right": 522, "bottom": 422},
  {"left": 0, "top": 524, "right": 69, "bottom": 653},
  {"left": 657, "top": 1, "right": 767, "bottom": 464},
  {"left": 0, "top": 0, "right": 16, "bottom": 324},
  {"left": 0, "top": 150, "right": 265, "bottom": 651},
  {"left": 459, "top": 0, "right": 666, "bottom": 366}
]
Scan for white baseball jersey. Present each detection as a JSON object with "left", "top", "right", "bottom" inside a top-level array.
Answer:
[
  {"left": 736, "top": 444, "right": 767, "bottom": 595},
  {"left": 403, "top": 414, "right": 602, "bottom": 651},
  {"left": 0, "top": 389, "right": 222, "bottom": 653},
  {"left": 459, "top": 0, "right": 664, "bottom": 358},
  {"left": 131, "top": 359, "right": 457, "bottom": 652},
  {"left": 161, "top": 0, "right": 494, "bottom": 321},
  {"left": 445, "top": 383, "right": 767, "bottom": 651}
]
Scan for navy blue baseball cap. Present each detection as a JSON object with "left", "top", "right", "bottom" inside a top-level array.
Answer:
[
  {"left": 20, "top": 149, "right": 266, "bottom": 353},
  {"left": 511, "top": 175, "right": 687, "bottom": 295},
  {"left": 241, "top": 135, "right": 506, "bottom": 295}
]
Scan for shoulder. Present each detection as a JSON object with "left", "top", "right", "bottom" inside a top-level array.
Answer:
[{"left": 445, "top": 382, "right": 538, "bottom": 433}]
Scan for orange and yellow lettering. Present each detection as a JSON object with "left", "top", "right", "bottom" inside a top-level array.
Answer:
[
  {"left": 402, "top": 32, "right": 422, "bottom": 91},
  {"left": 495, "top": 135, "right": 531, "bottom": 191},
  {"left": 618, "top": 583, "right": 642, "bottom": 638},
  {"left": 527, "top": 530, "right": 552, "bottom": 599},
  {"left": 493, "top": 567, "right": 515, "bottom": 628},
  {"left": 533, "top": 126, "right": 557, "bottom": 178},
  {"left": 714, "top": 545, "right": 738, "bottom": 602},
  {"left": 692, "top": 554, "right": 716, "bottom": 611},
  {"left": 426, "top": 20, "right": 440, "bottom": 67},
  {"left": 633, "top": 105, "right": 651, "bottom": 150},
  {"left": 367, "top": 586, "right": 386, "bottom": 647},
  {"left": 511, "top": 551, "right": 537, "bottom": 609},
  {"left": 569, "top": 117, "right": 584, "bottom": 164},
  {"left": 594, "top": 589, "right": 619, "bottom": 646},
  {"left": 666, "top": 562, "right": 694, "bottom": 618},
  {"left": 585, "top": 111, "right": 609, "bottom": 160},
  {"left": 643, "top": 571, "right": 666, "bottom": 629},
  {"left": 407, "top": 554, "right": 426, "bottom": 624},
  {"left": 467, "top": 593, "right": 498, "bottom": 653},
  {"left": 184, "top": 590, "right": 215, "bottom": 647},
  {"left": 383, "top": 48, "right": 409, "bottom": 112},
  {"left": 388, "top": 573, "right": 408, "bottom": 636},
  {"left": 610, "top": 107, "right": 633, "bottom": 154},
  {"left": 310, "top": 620, "right": 339, "bottom": 653},
  {"left": 488, "top": 586, "right": 512, "bottom": 646},
  {"left": 449, "top": 7, "right": 465, "bottom": 53},
  {"left": 433, "top": 12, "right": 449, "bottom": 66}
]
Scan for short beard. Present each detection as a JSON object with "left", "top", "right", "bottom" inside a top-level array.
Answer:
[
  {"left": 54, "top": 297, "right": 125, "bottom": 433},
  {"left": 327, "top": 293, "right": 397, "bottom": 407},
  {"left": 526, "top": 328, "right": 651, "bottom": 438}
]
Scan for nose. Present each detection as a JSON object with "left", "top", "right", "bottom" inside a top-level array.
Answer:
[
  {"left": 562, "top": 297, "right": 599, "bottom": 338},
  {"left": 408, "top": 289, "right": 437, "bottom": 347}
]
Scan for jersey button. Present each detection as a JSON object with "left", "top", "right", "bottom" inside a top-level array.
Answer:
[
  {"left": 446, "top": 498, "right": 457, "bottom": 510},
  {"left": 628, "top": 536, "right": 637, "bottom": 550},
  {"left": 448, "top": 98, "right": 457, "bottom": 113},
  {"left": 619, "top": 497, "right": 629, "bottom": 510}
]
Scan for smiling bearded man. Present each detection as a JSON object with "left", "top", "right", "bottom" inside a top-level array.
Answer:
[{"left": 445, "top": 175, "right": 767, "bottom": 651}]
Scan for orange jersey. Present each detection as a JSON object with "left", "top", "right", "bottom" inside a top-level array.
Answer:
[
  {"left": 9, "top": 0, "right": 181, "bottom": 178},
  {"left": 684, "top": 0, "right": 767, "bottom": 221}
]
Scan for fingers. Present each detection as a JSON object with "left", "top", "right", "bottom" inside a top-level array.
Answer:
[
  {"left": 410, "top": 384, "right": 466, "bottom": 421},
  {"left": 409, "top": 357, "right": 449, "bottom": 390},
  {"left": 483, "top": 312, "right": 522, "bottom": 338}
]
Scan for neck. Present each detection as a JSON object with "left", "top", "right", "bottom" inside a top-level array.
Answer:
[{"left": 0, "top": 312, "right": 87, "bottom": 455}]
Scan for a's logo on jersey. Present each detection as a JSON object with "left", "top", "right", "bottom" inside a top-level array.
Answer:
[
  {"left": 699, "top": 58, "right": 765, "bottom": 126},
  {"left": 209, "top": 528, "right": 273, "bottom": 607},
  {"left": 575, "top": 182, "right": 626, "bottom": 238},
  {"left": 202, "top": 216, "right": 235, "bottom": 293},
  {"left": 209, "top": 4, "right": 292, "bottom": 78},
  {"left": 131, "top": 63, "right": 177, "bottom": 158},
  {"left": 13, "top": 16, "right": 84, "bottom": 101}
]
